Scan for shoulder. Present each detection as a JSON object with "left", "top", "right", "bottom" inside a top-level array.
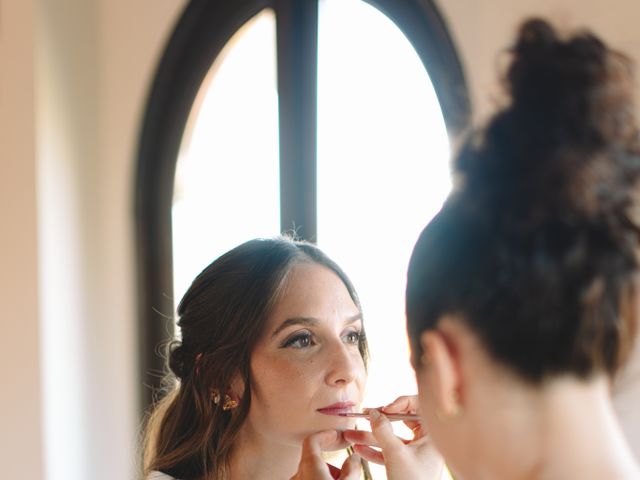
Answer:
[{"left": 147, "top": 471, "right": 178, "bottom": 480}]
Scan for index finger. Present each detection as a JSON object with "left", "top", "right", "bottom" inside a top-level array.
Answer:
[
  {"left": 368, "top": 410, "right": 407, "bottom": 455},
  {"left": 343, "top": 429, "right": 379, "bottom": 447},
  {"left": 381, "top": 395, "right": 419, "bottom": 415}
]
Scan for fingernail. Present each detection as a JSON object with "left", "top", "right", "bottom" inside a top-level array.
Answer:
[{"left": 369, "top": 409, "right": 381, "bottom": 421}]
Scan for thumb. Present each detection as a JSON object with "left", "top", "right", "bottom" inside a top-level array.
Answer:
[
  {"left": 295, "top": 430, "right": 342, "bottom": 479},
  {"left": 339, "top": 453, "right": 361, "bottom": 480},
  {"left": 301, "top": 430, "right": 342, "bottom": 462}
]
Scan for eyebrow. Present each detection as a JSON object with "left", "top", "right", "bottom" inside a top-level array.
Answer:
[{"left": 270, "top": 313, "right": 362, "bottom": 338}]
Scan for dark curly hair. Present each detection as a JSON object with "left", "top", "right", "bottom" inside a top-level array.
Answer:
[{"left": 407, "top": 18, "right": 640, "bottom": 382}]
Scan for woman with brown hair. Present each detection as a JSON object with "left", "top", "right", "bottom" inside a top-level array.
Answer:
[
  {"left": 143, "top": 237, "right": 371, "bottom": 479},
  {"left": 297, "top": 17, "right": 640, "bottom": 480}
]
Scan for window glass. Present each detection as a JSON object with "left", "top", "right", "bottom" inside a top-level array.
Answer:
[
  {"left": 172, "top": 10, "right": 280, "bottom": 308},
  {"left": 317, "top": 0, "right": 451, "bottom": 430}
]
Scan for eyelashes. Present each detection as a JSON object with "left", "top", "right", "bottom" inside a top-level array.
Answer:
[
  {"left": 343, "top": 330, "right": 361, "bottom": 345},
  {"left": 281, "top": 331, "right": 314, "bottom": 349},
  {"left": 280, "top": 329, "right": 362, "bottom": 349}
]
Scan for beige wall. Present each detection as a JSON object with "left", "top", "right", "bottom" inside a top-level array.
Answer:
[
  {"left": 2, "top": 0, "right": 640, "bottom": 478},
  {"left": 1, "top": 0, "right": 185, "bottom": 478},
  {"left": 0, "top": 1, "right": 43, "bottom": 478},
  {"left": 439, "top": 0, "right": 640, "bottom": 121}
]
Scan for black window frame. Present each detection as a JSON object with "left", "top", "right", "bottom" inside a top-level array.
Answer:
[{"left": 135, "top": 0, "right": 470, "bottom": 411}]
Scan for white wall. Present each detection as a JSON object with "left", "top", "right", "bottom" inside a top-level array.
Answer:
[
  {"left": 2, "top": 0, "right": 640, "bottom": 478},
  {"left": 37, "top": 1, "right": 100, "bottom": 477}
]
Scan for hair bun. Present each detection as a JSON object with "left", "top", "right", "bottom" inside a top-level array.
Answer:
[
  {"left": 455, "top": 18, "right": 640, "bottom": 229},
  {"left": 169, "top": 343, "right": 188, "bottom": 379},
  {"left": 513, "top": 18, "right": 557, "bottom": 55},
  {"left": 506, "top": 18, "right": 635, "bottom": 150}
]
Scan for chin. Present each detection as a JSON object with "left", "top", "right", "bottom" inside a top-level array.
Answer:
[{"left": 318, "top": 415, "right": 357, "bottom": 430}]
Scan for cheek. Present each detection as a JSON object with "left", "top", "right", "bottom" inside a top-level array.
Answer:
[
  {"left": 416, "top": 371, "right": 454, "bottom": 452},
  {"left": 355, "top": 357, "right": 367, "bottom": 397},
  {"left": 416, "top": 371, "right": 436, "bottom": 422},
  {"left": 251, "top": 355, "right": 321, "bottom": 405}
]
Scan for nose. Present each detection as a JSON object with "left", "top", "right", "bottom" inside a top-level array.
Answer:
[{"left": 324, "top": 340, "right": 361, "bottom": 387}]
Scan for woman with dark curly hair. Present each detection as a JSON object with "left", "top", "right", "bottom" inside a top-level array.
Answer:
[{"left": 297, "top": 18, "right": 640, "bottom": 480}]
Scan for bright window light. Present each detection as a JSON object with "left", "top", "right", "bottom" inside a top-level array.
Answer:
[
  {"left": 318, "top": 0, "right": 451, "bottom": 403},
  {"left": 172, "top": 10, "right": 280, "bottom": 308},
  {"left": 317, "top": 2, "right": 452, "bottom": 476}
]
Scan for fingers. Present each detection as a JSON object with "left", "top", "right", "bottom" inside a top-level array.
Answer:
[
  {"left": 301, "top": 430, "right": 342, "bottom": 458},
  {"left": 352, "top": 444, "right": 385, "bottom": 465},
  {"left": 343, "top": 429, "right": 379, "bottom": 447},
  {"left": 293, "top": 431, "right": 369, "bottom": 480},
  {"left": 305, "top": 429, "right": 351, "bottom": 454},
  {"left": 294, "top": 431, "right": 343, "bottom": 479},
  {"left": 344, "top": 427, "right": 412, "bottom": 448},
  {"left": 407, "top": 422, "right": 424, "bottom": 440},
  {"left": 381, "top": 395, "right": 418, "bottom": 415},
  {"left": 380, "top": 395, "right": 425, "bottom": 439},
  {"left": 290, "top": 451, "right": 328, "bottom": 480},
  {"left": 338, "top": 453, "right": 361, "bottom": 479},
  {"left": 369, "top": 409, "right": 406, "bottom": 455},
  {"left": 344, "top": 428, "right": 403, "bottom": 464}
]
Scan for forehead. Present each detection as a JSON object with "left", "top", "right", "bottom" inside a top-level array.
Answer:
[{"left": 264, "top": 262, "right": 359, "bottom": 329}]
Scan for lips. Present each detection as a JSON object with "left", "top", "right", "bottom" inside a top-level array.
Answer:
[{"left": 317, "top": 401, "right": 356, "bottom": 416}]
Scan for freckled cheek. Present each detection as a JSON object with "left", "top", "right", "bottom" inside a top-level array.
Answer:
[
  {"left": 254, "top": 357, "right": 321, "bottom": 400},
  {"left": 273, "top": 363, "right": 311, "bottom": 388}
]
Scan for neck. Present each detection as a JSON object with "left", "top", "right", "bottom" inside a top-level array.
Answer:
[
  {"left": 466, "top": 375, "right": 639, "bottom": 480},
  {"left": 228, "top": 425, "right": 302, "bottom": 480}
]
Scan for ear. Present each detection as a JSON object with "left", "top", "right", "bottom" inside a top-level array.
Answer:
[
  {"left": 228, "top": 372, "right": 245, "bottom": 401},
  {"left": 420, "top": 319, "right": 463, "bottom": 417}
]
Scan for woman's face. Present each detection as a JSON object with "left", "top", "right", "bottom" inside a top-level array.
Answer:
[{"left": 244, "top": 262, "right": 366, "bottom": 446}]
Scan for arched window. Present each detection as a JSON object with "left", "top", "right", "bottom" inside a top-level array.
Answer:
[{"left": 136, "top": 0, "right": 470, "bottom": 414}]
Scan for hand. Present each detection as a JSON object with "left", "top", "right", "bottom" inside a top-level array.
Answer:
[
  {"left": 290, "top": 430, "right": 362, "bottom": 480},
  {"left": 343, "top": 395, "right": 444, "bottom": 480}
]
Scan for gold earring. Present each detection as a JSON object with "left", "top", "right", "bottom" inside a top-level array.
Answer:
[
  {"left": 211, "top": 389, "right": 238, "bottom": 411},
  {"left": 222, "top": 395, "right": 238, "bottom": 411}
]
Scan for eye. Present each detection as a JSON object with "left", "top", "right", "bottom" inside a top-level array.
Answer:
[
  {"left": 343, "top": 330, "right": 361, "bottom": 345},
  {"left": 282, "top": 331, "right": 315, "bottom": 349}
]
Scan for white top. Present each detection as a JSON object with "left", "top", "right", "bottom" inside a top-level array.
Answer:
[{"left": 147, "top": 472, "right": 177, "bottom": 480}]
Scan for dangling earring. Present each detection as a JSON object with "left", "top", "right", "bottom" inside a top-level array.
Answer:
[
  {"left": 222, "top": 395, "right": 239, "bottom": 411},
  {"left": 436, "top": 390, "right": 462, "bottom": 421},
  {"left": 211, "top": 389, "right": 239, "bottom": 411}
]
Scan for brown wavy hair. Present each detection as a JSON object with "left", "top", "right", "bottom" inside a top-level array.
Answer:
[
  {"left": 407, "top": 18, "right": 640, "bottom": 382},
  {"left": 142, "top": 237, "right": 369, "bottom": 479}
]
